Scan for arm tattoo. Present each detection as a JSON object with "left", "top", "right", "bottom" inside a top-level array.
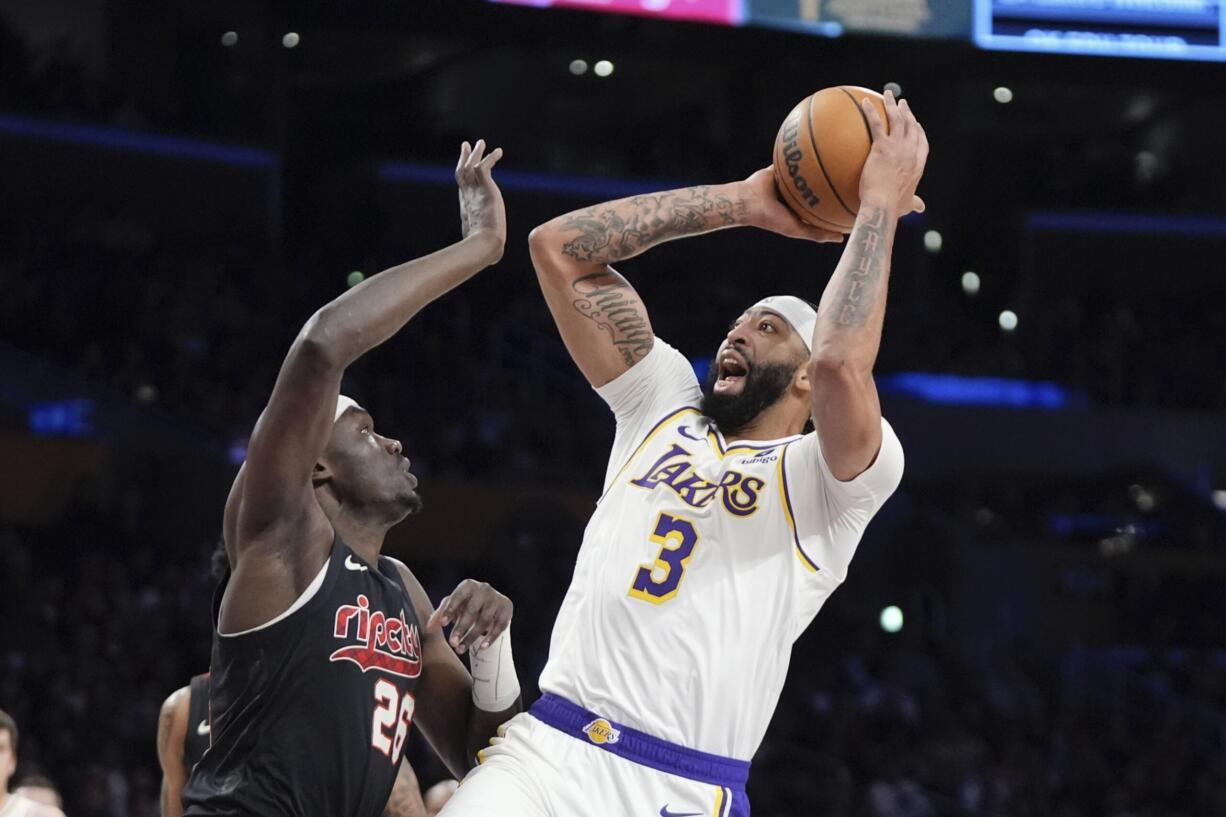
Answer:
[
  {"left": 559, "top": 186, "right": 746, "bottom": 264},
  {"left": 832, "top": 207, "right": 888, "bottom": 328},
  {"left": 571, "top": 272, "right": 654, "bottom": 366}
]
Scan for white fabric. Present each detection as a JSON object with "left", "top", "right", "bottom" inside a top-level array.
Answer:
[
  {"left": 0, "top": 794, "right": 37, "bottom": 817},
  {"left": 537, "top": 339, "right": 903, "bottom": 759},
  {"left": 750, "top": 295, "right": 818, "bottom": 351},
  {"left": 440, "top": 712, "right": 736, "bottom": 817},
  {"left": 334, "top": 394, "right": 363, "bottom": 423},
  {"left": 469, "top": 626, "right": 522, "bottom": 712}
]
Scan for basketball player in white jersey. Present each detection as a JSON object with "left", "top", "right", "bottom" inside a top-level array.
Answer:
[
  {"left": 441, "top": 91, "right": 927, "bottom": 816},
  {"left": 0, "top": 710, "right": 65, "bottom": 817}
]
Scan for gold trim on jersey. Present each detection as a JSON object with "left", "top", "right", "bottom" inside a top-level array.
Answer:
[{"left": 777, "top": 446, "right": 820, "bottom": 573}]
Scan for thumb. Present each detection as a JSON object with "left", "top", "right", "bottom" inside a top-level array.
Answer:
[
  {"left": 910, "top": 195, "right": 926, "bottom": 214},
  {"left": 426, "top": 596, "right": 450, "bottom": 633}
]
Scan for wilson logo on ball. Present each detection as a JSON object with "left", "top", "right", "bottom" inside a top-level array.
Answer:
[{"left": 778, "top": 110, "right": 820, "bottom": 208}]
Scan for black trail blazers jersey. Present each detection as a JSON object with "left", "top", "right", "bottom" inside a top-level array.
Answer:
[
  {"left": 184, "top": 673, "right": 212, "bottom": 771},
  {"left": 183, "top": 534, "right": 423, "bottom": 817}
]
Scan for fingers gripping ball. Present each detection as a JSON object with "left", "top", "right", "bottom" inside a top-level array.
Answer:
[{"left": 772, "top": 86, "right": 889, "bottom": 233}]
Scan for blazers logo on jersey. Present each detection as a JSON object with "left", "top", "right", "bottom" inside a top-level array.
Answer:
[
  {"left": 330, "top": 594, "right": 422, "bottom": 679},
  {"left": 629, "top": 443, "right": 764, "bottom": 516},
  {"left": 582, "top": 718, "right": 621, "bottom": 745}
]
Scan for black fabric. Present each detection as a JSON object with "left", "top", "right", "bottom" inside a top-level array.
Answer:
[
  {"left": 183, "top": 534, "right": 422, "bottom": 817},
  {"left": 184, "top": 673, "right": 212, "bottom": 771}
]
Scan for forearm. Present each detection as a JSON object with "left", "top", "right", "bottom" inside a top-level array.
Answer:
[
  {"left": 810, "top": 204, "right": 896, "bottom": 373},
  {"left": 305, "top": 233, "right": 499, "bottom": 367},
  {"left": 464, "top": 699, "right": 522, "bottom": 769},
  {"left": 531, "top": 183, "right": 750, "bottom": 269}
]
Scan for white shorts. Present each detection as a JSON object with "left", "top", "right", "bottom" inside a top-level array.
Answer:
[{"left": 440, "top": 694, "right": 750, "bottom": 817}]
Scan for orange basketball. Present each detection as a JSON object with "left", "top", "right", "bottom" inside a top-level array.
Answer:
[{"left": 771, "top": 86, "right": 888, "bottom": 233}]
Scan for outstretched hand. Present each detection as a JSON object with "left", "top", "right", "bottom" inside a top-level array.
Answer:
[
  {"left": 741, "top": 168, "right": 846, "bottom": 243},
  {"left": 426, "top": 578, "right": 513, "bottom": 656},
  {"left": 456, "top": 139, "right": 506, "bottom": 260},
  {"left": 858, "top": 90, "right": 928, "bottom": 218}
]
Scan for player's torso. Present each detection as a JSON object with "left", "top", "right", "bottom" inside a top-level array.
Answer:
[
  {"left": 541, "top": 408, "right": 806, "bottom": 759},
  {"left": 184, "top": 537, "right": 422, "bottom": 817}
]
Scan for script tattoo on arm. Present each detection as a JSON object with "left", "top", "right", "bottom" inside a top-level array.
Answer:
[
  {"left": 571, "top": 271, "right": 654, "bottom": 366},
  {"left": 831, "top": 206, "right": 889, "bottom": 328},
  {"left": 559, "top": 186, "right": 747, "bottom": 264}
]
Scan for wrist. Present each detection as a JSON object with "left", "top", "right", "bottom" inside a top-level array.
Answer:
[
  {"left": 463, "top": 230, "right": 504, "bottom": 266},
  {"left": 723, "top": 181, "right": 764, "bottom": 228},
  {"left": 856, "top": 194, "right": 901, "bottom": 221},
  {"left": 468, "top": 625, "right": 520, "bottom": 712}
]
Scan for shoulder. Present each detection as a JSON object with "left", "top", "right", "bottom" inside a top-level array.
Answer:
[
  {"left": 159, "top": 685, "right": 191, "bottom": 721},
  {"left": 383, "top": 557, "right": 434, "bottom": 621}
]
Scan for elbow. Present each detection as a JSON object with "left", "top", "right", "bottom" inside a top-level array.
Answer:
[
  {"left": 295, "top": 309, "right": 349, "bottom": 372},
  {"left": 807, "top": 354, "right": 853, "bottom": 384}
]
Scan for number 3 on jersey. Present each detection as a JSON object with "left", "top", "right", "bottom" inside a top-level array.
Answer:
[
  {"left": 628, "top": 512, "right": 699, "bottom": 604},
  {"left": 371, "top": 679, "right": 415, "bottom": 764}
]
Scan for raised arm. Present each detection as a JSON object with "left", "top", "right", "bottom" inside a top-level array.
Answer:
[
  {"left": 226, "top": 142, "right": 505, "bottom": 576},
  {"left": 807, "top": 91, "right": 928, "bottom": 480},
  {"left": 528, "top": 180, "right": 840, "bottom": 387},
  {"left": 157, "top": 686, "right": 191, "bottom": 817}
]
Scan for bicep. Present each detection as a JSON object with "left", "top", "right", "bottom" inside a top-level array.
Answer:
[
  {"left": 809, "top": 361, "right": 883, "bottom": 481},
  {"left": 236, "top": 327, "right": 342, "bottom": 541},
  {"left": 528, "top": 231, "right": 655, "bottom": 387},
  {"left": 157, "top": 689, "right": 189, "bottom": 816}
]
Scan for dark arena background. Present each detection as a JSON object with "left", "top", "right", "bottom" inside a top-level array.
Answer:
[{"left": 2, "top": 1, "right": 1226, "bottom": 816}]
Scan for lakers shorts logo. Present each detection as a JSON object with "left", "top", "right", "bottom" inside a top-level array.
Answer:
[{"left": 582, "top": 718, "right": 621, "bottom": 745}]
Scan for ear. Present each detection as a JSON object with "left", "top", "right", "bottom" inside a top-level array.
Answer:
[
  {"left": 311, "top": 460, "right": 333, "bottom": 488},
  {"left": 791, "top": 361, "right": 812, "bottom": 397}
]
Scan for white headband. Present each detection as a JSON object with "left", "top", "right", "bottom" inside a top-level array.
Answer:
[
  {"left": 750, "top": 296, "right": 817, "bottom": 352},
  {"left": 334, "top": 394, "right": 363, "bottom": 423}
]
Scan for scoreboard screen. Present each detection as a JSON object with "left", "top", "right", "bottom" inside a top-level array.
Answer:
[
  {"left": 487, "top": 0, "right": 743, "bottom": 25},
  {"left": 974, "top": 0, "right": 1226, "bottom": 61}
]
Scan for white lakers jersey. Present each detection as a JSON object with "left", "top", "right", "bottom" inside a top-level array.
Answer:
[{"left": 538, "top": 339, "right": 904, "bottom": 760}]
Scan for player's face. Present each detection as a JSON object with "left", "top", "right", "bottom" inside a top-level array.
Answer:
[
  {"left": 323, "top": 409, "right": 422, "bottom": 518},
  {"left": 700, "top": 309, "right": 808, "bottom": 433},
  {"left": 0, "top": 731, "right": 15, "bottom": 790},
  {"left": 710, "top": 309, "right": 807, "bottom": 398}
]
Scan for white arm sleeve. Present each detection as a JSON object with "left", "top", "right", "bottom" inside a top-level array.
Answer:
[
  {"left": 782, "top": 418, "right": 904, "bottom": 587},
  {"left": 593, "top": 339, "right": 703, "bottom": 493}
]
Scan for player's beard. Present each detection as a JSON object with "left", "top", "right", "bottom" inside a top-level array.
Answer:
[{"left": 700, "top": 358, "right": 799, "bottom": 436}]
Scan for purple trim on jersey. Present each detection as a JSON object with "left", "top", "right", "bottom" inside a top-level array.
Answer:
[
  {"left": 529, "top": 693, "right": 750, "bottom": 789},
  {"left": 779, "top": 445, "right": 821, "bottom": 573},
  {"left": 597, "top": 406, "right": 702, "bottom": 505}
]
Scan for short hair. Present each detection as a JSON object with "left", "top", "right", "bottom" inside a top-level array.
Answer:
[{"left": 0, "top": 708, "right": 17, "bottom": 752}]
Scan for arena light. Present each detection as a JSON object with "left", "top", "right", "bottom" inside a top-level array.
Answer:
[
  {"left": 994, "top": 86, "right": 1014, "bottom": 104},
  {"left": 961, "top": 271, "right": 981, "bottom": 295},
  {"left": 879, "top": 605, "right": 903, "bottom": 633},
  {"left": 1213, "top": 490, "right": 1226, "bottom": 511},
  {"left": 999, "top": 310, "right": 1019, "bottom": 332},
  {"left": 347, "top": 271, "right": 365, "bottom": 288},
  {"left": 923, "top": 230, "right": 942, "bottom": 253},
  {"left": 221, "top": 31, "right": 238, "bottom": 47},
  {"left": 594, "top": 60, "right": 614, "bottom": 77},
  {"left": 282, "top": 32, "right": 300, "bottom": 49},
  {"left": 569, "top": 59, "right": 588, "bottom": 75}
]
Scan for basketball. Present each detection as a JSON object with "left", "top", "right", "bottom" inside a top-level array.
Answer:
[{"left": 771, "top": 86, "right": 889, "bottom": 233}]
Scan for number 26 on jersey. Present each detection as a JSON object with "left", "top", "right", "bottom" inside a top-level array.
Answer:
[{"left": 628, "top": 512, "right": 699, "bottom": 604}]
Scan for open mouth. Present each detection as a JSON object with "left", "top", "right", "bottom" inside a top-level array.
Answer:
[{"left": 715, "top": 350, "right": 749, "bottom": 390}]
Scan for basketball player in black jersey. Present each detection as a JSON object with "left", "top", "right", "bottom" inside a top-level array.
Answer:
[
  {"left": 182, "top": 140, "right": 523, "bottom": 817},
  {"left": 160, "top": 673, "right": 428, "bottom": 816}
]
